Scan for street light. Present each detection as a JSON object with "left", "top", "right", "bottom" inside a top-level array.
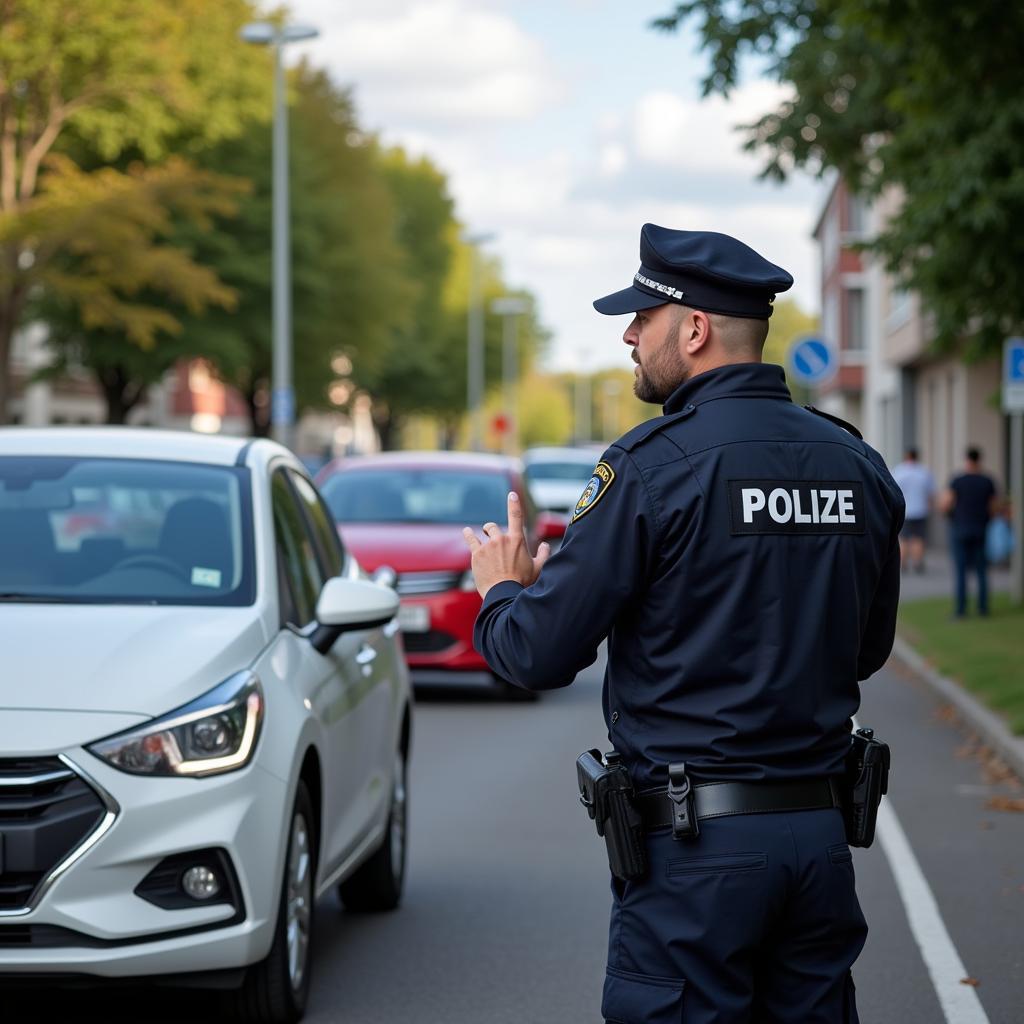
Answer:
[
  {"left": 601, "top": 378, "right": 621, "bottom": 441},
  {"left": 491, "top": 297, "right": 530, "bottom": 454},
  {"left": 241, "top": 21, "right": 319, "bottom": 449},
  {"left": 575, "top": 347, "right": 592, "bottom": 444},
  {"left": 463, "top": 231, "right": 495, "bottom": 451}
]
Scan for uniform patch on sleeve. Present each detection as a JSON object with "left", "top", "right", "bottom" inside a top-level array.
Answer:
[{"left": 571, "top": 462, "right": 615, "bottom": 523}]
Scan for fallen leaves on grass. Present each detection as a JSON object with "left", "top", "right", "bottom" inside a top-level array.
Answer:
[{"left": 985, "top": 795, "right": 1024, "bottom": 813}]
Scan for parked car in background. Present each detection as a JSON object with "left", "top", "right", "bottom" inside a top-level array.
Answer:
[
  {"left": 522, "top": 446, "right": 602, "bottom": 514},
  {"left": 0, "top": 429, "right": 412, "bottom": 1024},
  {"left": 317, "top": 452, "right": 566, "bottom": 699}
]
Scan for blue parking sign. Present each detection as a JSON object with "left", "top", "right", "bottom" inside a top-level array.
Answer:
[
  {"left": 787, "top": 337, "right": 837, "bottom": 387},
  {"left": 1004, "top": 337, "right": 1024, "bottom": 412}
]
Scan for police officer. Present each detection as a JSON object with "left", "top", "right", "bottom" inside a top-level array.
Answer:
[{"left": 463, "top": 224, "right": 905, "bottom": 1024}]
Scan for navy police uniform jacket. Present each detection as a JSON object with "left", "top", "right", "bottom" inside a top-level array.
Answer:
[{"left": 474, "top": 363, "right": 906, "bottom": 791}]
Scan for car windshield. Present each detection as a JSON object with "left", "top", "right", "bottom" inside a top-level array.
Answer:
[
  {"left": 524, "top": 461, "right": 596, "bottom": 483},
  {"left": 321, "top": 467, "right": 509, "bottom": 525},
  {"left": 0, "top": 456, "right": 254, "bottom": 606}
]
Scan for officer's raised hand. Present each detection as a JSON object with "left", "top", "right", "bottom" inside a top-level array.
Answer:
[{"left": 462, "top": 492, "right": 550, "bottom": 598}]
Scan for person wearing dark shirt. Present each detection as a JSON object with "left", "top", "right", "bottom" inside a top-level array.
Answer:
[{"left": 942, "top": 447, "right": 998, "bottom": 617}]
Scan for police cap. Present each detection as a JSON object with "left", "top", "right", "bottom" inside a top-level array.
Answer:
[{"left": 593, "top": 224, "right": 794, "bottom": 319}]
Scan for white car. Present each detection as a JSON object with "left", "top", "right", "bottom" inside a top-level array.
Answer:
[
  {"left": 0, "top": 429, "right": 412, "bottom": 1022},
  {"left": 522, "top": 446, "right": 602, "bottom": 514}
]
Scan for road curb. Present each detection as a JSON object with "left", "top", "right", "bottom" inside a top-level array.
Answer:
[{"left": 891, "top": 634, "right": 1024, "bottom": 782}]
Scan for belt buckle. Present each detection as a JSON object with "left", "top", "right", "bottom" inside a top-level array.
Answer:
[{"left": 667, "top": 762, "right": 699, "bottom": 841}]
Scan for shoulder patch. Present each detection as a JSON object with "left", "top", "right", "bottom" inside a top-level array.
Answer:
[
  {"left": 571, "top": 461, "right": 616, "bottom": 522},
  {"left": 804, "top": 405, "right": 863, "bottom": 440},
  {"left": 616, "top": 404, "right": 697, "bottom": 452}
]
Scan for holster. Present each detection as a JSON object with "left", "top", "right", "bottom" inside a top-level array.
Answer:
[
  {"left": 842, "top": 727, "right": 890, "bottom": 848},
  {"left": 576, "top": 749, "right": 647, "bottom": 881}
]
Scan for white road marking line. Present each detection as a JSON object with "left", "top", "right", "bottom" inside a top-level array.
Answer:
[{"left": 876, "top": 797, "right": 991, "bottom": 1024}]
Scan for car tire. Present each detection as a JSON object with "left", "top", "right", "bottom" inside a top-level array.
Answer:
[
  {"left": 494, "top": 675, "right": 539, "bottom": 702},
  {"left": 338, "top": 744, "right": 407, "bottom": 912},
  {"left": 229, "top": 781, "right": 317, "bottom": 1024}
]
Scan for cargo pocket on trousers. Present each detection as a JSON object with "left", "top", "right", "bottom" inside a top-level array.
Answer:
[{"left": 602, "top": 965, "right": 685, "bottom": 1024}]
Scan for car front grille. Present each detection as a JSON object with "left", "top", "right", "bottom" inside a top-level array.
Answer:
[
  {"left": 395, "top": 570, "right": 462, "bottom": 596},
  {"left": 0, "top": 757, "right": 108, "bottom": 913},
  {"left": 402, "top": 629, "right": 458, "bottom": 654}
]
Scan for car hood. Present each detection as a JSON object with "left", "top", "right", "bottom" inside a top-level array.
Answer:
[
  {"left": 339, "top": 522, "right": 472, "bottom": 574},
  {"left": 0, "top": 604, "right": 268, "bottom": 717}
]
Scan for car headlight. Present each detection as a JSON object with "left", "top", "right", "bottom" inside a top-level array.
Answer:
[{"left": 88, "top": 671, "right": 263, "bottom": 778}]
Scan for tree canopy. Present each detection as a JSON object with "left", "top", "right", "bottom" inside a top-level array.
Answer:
[
  {"left": 0, "top": 0, "right": 270, "bottom": 421},
  {"left": 654, "top": 0, "right": 1024, "bottom": 356}
]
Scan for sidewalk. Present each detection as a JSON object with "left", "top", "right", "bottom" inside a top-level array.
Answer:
[
  {"left": 896, "top": 547, "right": 1010, "bottom": 603},
  {"left": 894, "top": 547, "right": 1023, "bottom": 780}
]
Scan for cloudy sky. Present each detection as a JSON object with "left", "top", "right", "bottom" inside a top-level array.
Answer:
[{"left": 286, "top": 0, "right": 825, "bottom": 372}]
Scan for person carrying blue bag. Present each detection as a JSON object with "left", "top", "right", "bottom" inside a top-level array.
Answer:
[{"left": 941, "top": 447, "right": 1000, "bottom": 617}]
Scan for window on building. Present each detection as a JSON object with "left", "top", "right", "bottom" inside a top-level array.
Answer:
[
  {"left": 888, "top": 286, "right": 912, "bottom": 330},
  {"left": 844, "top": 191, "right": 868, "bottom": 235},
  {"left": 845, "top": 288, "right": 865, "bottom": 351}
]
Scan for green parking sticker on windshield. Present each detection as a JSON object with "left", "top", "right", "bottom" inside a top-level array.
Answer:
[
  {"left": 571, "top": 462, "right": 615, "bottom": 523},
  {"left": 191, "top": 567, "right": 222, "bottom": 588}
]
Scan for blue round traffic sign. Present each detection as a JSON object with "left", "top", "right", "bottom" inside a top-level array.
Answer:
[{"left": 787, "top": 337, "right": 836, "bottom": 386}]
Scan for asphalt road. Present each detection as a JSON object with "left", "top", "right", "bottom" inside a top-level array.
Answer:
[{"left": 6, "top": 649, "right": 1023, "bottom": 1023}]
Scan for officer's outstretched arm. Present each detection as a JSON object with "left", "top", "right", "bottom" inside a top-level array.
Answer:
[{"left": 473, "top": 448, "right": 659, "bottom": 690}]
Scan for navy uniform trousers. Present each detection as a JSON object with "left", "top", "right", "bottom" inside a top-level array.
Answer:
[{"left": 602, "top": 808, "right": 866, "bottom": 1024}]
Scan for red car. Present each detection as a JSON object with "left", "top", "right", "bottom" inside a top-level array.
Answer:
[{"left": 317, "top": 452, "right": 566, "bottom": 698}]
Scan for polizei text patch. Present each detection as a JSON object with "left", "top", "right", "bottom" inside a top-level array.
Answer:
[{"left": 728, "top": 480, "right": 866, "bottom": 535}]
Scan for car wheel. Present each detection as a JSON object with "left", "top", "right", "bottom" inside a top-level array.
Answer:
[
  {"left": 338, "top": 745, "right": 407, "bottom": 912},
  {"left": 494, "top": 674, "right": 539, "bottom": 702},
  {"left": 230, "top": 782, "right": 316, "bottom": 1023}
]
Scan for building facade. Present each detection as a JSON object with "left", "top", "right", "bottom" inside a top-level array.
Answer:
[{"left": 813, "top": 179, "right": 1007, "bottom": 496}]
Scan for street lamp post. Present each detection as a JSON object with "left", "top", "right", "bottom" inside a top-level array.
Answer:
[
  {"left": 492, "top": 297, "right": 530, "bottom": 454},
  {"left": 463, "top": 232, "right": 494, "bottom": 451},
  {"left": 602, "top": 378, "right": 621, "bottom": 441},
  {"left": 575, "top": 348, "right": 591, "bottom": 444},
  {"left": 241, "top": 21, "right": 319, "bottom": 449}
]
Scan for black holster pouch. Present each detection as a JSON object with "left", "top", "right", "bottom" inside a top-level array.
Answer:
[
  {"left": 842, "top": 727, "right": 890, "bottom": 848},
  {"left": 576, "top": 749, "right": 647, "bottom": 881}
]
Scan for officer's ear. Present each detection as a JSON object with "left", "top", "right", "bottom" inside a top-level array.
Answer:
[{"left": 682, "top": 309, "right": 712, "bottom": 356}]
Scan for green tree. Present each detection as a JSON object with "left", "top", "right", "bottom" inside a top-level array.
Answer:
[
  {"left": 431, "top": 238, "right": 549, "bottom": 449},
  {"left": 181, "top": 65, "right": 413, "bottom": 434},
  {"left": 25, "top": 156, "right": 246, "bottom": 422},
  {"left": 513, "top": 372, "right": 574, "bottom": 448},
  {"left": 352, "top": 148, "right": 456, "bottom": 449},
  {"left": 764, "top": 298, "right": 818, "bottom": 369},
  {"left": 0, "top": 0, "right": 270, "bottom": 421},
  {"left": 653, "top": 1, "right": 1024, "bottom": 356}
]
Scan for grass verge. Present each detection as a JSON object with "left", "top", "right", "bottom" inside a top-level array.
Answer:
[{"left": 898, "top": 594, "right": 1024, "bottom": 734}]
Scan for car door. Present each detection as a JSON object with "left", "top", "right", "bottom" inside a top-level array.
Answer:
[
  {"left": 284, "top": 470, "right": 396, "bottom": 858},
  {"left": 267, "top": 468, "right": 371, "bottom": 876}
]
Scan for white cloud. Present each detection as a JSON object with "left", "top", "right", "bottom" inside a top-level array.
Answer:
[
  {"left": 631, "top": 80, "right": 794, "bottom": 177},
  {"left": 284, "top": 1, "right": 821, "bottom": 374},
  {"left": 293, "top": 0, "right": 563, "bottom": 128}
]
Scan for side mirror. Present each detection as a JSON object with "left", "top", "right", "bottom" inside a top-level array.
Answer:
[
  {"left": 310, "top": 577, "right": 400, "bottom": 655},
  {"left": 535, "top": 511, "right": 568, "bottom": 543}
]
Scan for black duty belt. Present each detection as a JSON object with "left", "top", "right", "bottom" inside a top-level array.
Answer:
[{"left": 636, "top": 777, "right": 841, "bottom": 831}]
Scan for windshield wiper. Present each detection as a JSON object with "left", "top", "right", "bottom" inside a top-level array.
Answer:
[{"left": 0, "top": 592, "right": 90, "bottom": 603}]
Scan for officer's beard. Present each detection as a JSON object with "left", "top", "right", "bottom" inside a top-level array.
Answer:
[{"left": 633, "top": 318, "right": 690, "bottom": 404}]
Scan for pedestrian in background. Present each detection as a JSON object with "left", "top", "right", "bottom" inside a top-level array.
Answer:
[
  {"left": 464, "top": 225, "right": 904, "bottom": 1024},
  {"left": 891, "top": 448, "right": 935, "bottom": 572},
  {"left": 941, "top": 446, "right": 998, "bottom": 618}
]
